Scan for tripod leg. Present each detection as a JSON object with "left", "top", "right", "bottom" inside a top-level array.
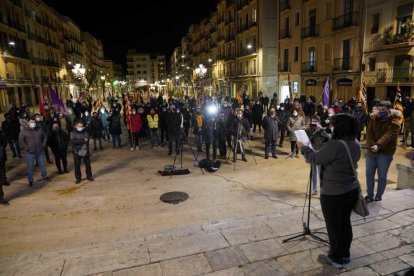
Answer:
[
  {"left": 245, "top": 137, "right": 257, "bottom": 165},
  {"left": 186, "top": 142, "right": 205, "bottom": 175}
]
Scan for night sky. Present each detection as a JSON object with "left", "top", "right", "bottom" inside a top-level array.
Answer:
[{"left": 44, "top": 0, "right": 218, "bottom": 66}]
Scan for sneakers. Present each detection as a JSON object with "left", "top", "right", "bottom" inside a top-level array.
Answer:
[
  {"left": 317, "top": 254, "right": 344, "bottom": 269},
  {"left": 343, "top": 257, "right": 351, "bottom": 265},
  {"left": 130, "top": 147, "right": 134, "bottom": 152},
  {"left": 365, "top": 196, "right": 374, "bottom": 203}
]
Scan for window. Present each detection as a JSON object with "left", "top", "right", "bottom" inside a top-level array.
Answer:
[
  {"left": 368, "top": 57, "right": 376, "bottom": 71},
  {"left": 136, "top": 64, "right": 140, "bottom": 68},
  {"left": 295, "top": 12, "right": 300, "bottom": 26},
  {"left": 143, "top": 70, "right": 147, "bottom": 74},
  {"left": 294, "top": 46, "right": 299, "bottom": 62},
  {"left": 397, "top": 3, "right": 413, "bottom": 34},
  {"left": 253, "top": 59, "right": 256, "bottom": 73},
  {"left": 252, "top": 8, "right": 257, "bottom": 22},
  {"left": 371, "top": 13, "right": 379, "bottom": 34},
  {"left": 309, "top": 47, "right": 315, "bottom": 64},
  {"left": 283, "top": 48, "right": 289, "bottom": 70},
  {"left": 245, "top": 13, "right": 248, "bottom": 25},
  {"left": 284, "top": 16, "right": 289, "bottom": 31}
]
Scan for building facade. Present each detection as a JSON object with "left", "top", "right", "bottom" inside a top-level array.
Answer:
[
  {"left": 362, "top": 0, "right": 414, "bottom": 105},
  {"left": 0, "top": 0, "right": 107, "bottom": 111},
  {"left": 174, "top": 0, "right": 278, "bottom": 99}
]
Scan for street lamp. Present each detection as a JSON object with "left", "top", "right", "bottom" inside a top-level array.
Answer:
[
  {"left": 194, "top": 64, "right": 208, "bottom": 97},
  {"left": 100, "top": 75, "right": 106, "bottom": 99},
  {"left": 71, "top": 63, "right": 85, "bottom": 99}
]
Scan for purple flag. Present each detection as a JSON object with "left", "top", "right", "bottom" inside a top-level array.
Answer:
[
  {"left": 322, "top": 77, "right": 330, "bottom": 107},
  {"left": 48, "top": 85, "right": 67, "bottom": 113}
]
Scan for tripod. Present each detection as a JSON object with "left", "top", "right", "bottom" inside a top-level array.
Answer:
[
  {"left": 226, "top": 136, "right": 257, "bottom": 170},
  {"left": 283, "top": 165, "right": 327, "bottom": 244},
  {"left": 172, "top": 132, "right": 205, "bottom": 177}
]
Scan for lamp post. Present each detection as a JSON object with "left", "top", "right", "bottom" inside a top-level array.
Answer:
[
  {"left": 195, "top": 64, "right": 207, "bottom": 98},
  {"left": 100, "top": 75, "right": 106, "bottom": 100},
  {"left": 71, "top": 63, "right": 85, "bottom": 99}
]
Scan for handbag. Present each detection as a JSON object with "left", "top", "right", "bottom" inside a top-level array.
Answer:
[
  {"left": 77, "top": 144, "right": 87, "bottom": 157},
  {"left": 339, "top": 140, "right": 370, "bottom": 218}
]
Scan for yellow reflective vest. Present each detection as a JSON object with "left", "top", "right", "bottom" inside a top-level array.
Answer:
[{"left": 147, "top": 114, "right": 159, "bottom": 129}]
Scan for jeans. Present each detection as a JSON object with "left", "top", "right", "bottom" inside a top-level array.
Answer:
[
  {"left": 160, "top": 127, "right": 167, "bottom": 143},
  {"left": 365, "top": 153, "right": 393, "bottom": 199},
  {"left": 290, "top": 141, "right": 298, "bottom": 154},
  {"left": 320, "top": 188, "right": 359, "bottom": 264},
  {"left": 52, "top": 149, "right": 68, "bottom": 173},
  {"left": 93, "top": 138, "right": 103, "bottom": 150},
  {"left": 149, "top": 128, "right": 160, "bottom": 146},
  {"left": 25, "top": 151, "right": 48, "bottom": 182},
  {"left": 195, "top": 133, "right": 203, "bottom": 151},
  {"left": 111, "top": 134, "right": 121, "bottom": 147},
  {"left": 311, "top": 164, "right": 320, "bottom": 192},
  {"left": 73, "top": 153, "right": 92, "bottom": 180},
  {"left": 233, "top": 136, "right": 246, "bottom": 160},
  {"left": 264, "top": 139, "right": 277, "bottom": 157},
  {"left": 168, "top": 133, "right": 180, "bottom": 154},
  {"left": 102, "top": 126, "right": 110, "bottom": 140}
]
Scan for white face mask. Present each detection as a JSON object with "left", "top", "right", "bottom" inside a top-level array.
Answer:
[
  {"left": 237, "top": 114, "right": 242, "bottom": 118},
  {"left": 84, "top": 112, "right": 89, "bottom": 116},
  {"left": 35, "top": 117, "right": 41, "bottom": 122},
  {"left": 76, "top": 127, "right": 84, "bottom": 132},
  {"left": 293, "top": 111, "right": 298, "bottom": 117},
  {"left": 280, "top": 107, "right": 284, "bottom": 111},
  {"left": 29, "top": 122, "right": 36, "bottom": 129},
  {"left": 223, "top": 104, "right": 228, "bottom": 107},
  {"left": 132, "top": 111, "right": 136, "bottom": 115}
]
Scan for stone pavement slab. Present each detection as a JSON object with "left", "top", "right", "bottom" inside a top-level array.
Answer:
[
  {"left": 113, "top": 263, "right": 162, "bottom": 276},
  {"left": 369, "top": 257, "right": 411, "bottom": 275},
  {"left": 239, "top": 238, "right": 288, "bottom": 262},
  {"left": 203, "top": 267, "right": 245, "bottom": 276},
  {"left": 242, "top": 259, "right": 289, "bottom": 276},
  {"left": 380, "top": 244, "right": 414, "bottom": 259},
  {"left": 399, "top": 252, "right": 414, "bottom": 267},
  {"left": 357, "top": 231, "right": 403, "bottom": 252},
  {"left": 338, "top": 266, "right": 378, "bottom": 276},
  {"left": 159, "top": 254, "right": 212, "bottom": 276},
  {"left": 221, "top": 224, "right": 278, "bottom": 246},
  {"left": 345, "top": 253, "right": 386, "bottom": 270},
  {"left": 147, "top": 232, "right": 229, "bottom": 262},
  {"left": 276, "top": 248, "right": 325, "bottom": 275},
  {"left": 204, "top": 246, "right": 248, "bottom": 271}
]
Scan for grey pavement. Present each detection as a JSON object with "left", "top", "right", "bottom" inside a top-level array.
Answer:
[{"left": 1, "top": 188, "right": 414, "bottom": 275}]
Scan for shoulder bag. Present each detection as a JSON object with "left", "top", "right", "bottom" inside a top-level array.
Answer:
[{"left": 339, "top": 140, "right": 369, "bottom": 218}]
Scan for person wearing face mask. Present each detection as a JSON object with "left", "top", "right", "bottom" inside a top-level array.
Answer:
[
  {"left": 147, "top": 108, "right": 160, "bottom": 148},
  {"left": 217, "top": 112, "right": 228, "bottom": 158},
  {"left": 2, "top": 113, "right": 22, "bottom": 158},
  {"left": 277, "top": 103, "right": 289, "bottom": 147},
  {"left": 48, "top": 123, "right": 69, "bottom": 174},
  {"left": 365, "top": 101, "right": 401, "bottom": 202},
  {"left": 231, "top": 108, "right": 251, "bottom": 162},
  {"left": 252, "top": 100, "right": 264, "bottom": 133},
  {"left": 158, "top": 104, "right": 169, "bottom": 146},
  {"left": 166, "top": 105, "right": 182, "bottom": 155},
  {"left": 107, "top": 110, "right": 122, "bottom": 149},
  {"left": 99, "top": 107, "right": 110, "bottom": 141},
  {"left": 19, "top": 117, "right": 50, "bottom": 187},
  {"left": 287, "top": 108, "right": 306, "bottom": 157},
  {"left": 89, "top": 112, "right": 104, "bottom": 151},
  {"left": 70, "top": 121, "right": 93, "bottom": 184},
  {"left": 127, "top": 108, "right": 143, "bottom": 151},
  {"left": 262, "top": 107, "right": 279, "bottom": 159},
  {"left": 192, "top": 107, "right": 204, "bottom": 152},
  {"left": 352, "top": 102, "right": 368, "bottom": 141}
]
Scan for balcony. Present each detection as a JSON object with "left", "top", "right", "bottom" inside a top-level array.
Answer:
[
  {"left": 279, "top": 28, "right": 291, "bottom": 39},
  {"left": 333, "top": 57, "right": 353, "bottom": 71},
  {"left": 280, "top": 0, "right": 291, "bottom": 12},
  {"left": 226, "top": 34, "right": 235, "bottom": 42},
  {"left": 249, "top": 21, "right": 257, "bottom": 29},
  {"left": 2, "top": 45, "right": 30, "bottom": 60},
  {"left": 32, "top": 57, "right": 60, "bottom": 68},
  {"left": 10, "top": 0, "right": 23, "bottom": 7},
  {"left": 301, "top": 25, "right": 319, "bottom": 38},
  {"left": 0, "top": 18, "right": 26, "bottom": 32},
  {"left": 279, "top": 63, "right": 290, "bottom": 72},
  {"left": 376, "top": 66, "right": 414, "bottom": 83},
  {"left": 225, "top": 54, "right": 236, "bottom": 61},
  {"left": 237, "top": 46, "right": 257, "bottom": 57},
  {"left": 237, "top": 0, "right": 248, "bottom": 10},
  {"left": 41, "top": 76, "right": 50, "bottom": 83},
  {"left": 333, "top": 12, "right": 359, "bottom": 31},
  {"left": 302, "top": 61, "right": 317, "bottom": 73}
]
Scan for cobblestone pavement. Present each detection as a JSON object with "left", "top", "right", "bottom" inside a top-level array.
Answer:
[{"left": 0, "top": 128, "right": 413, "bottom": 275}]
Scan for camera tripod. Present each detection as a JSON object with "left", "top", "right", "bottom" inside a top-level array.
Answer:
[
  {"left": 226, "top": 135, "right": 257, "bottom": 171},
  {"left": 283, "top": 165, "right": 327, "bottom": 244},
  {"left": 171, "top": 132, "right": 205, "bottom": 177}
]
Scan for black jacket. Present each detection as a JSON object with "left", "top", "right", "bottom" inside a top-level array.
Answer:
[
  {"left": 167, "top": 112, "right": 182, "bottom": 135},
  {"left": 2, "top": 118, "right": 20, "bottom": 140},
  {"left": 262, "top": 116, "right": 279, "bottom": 140},
  {"left": 107, "top": 113, "right": 122, "bottom": 135},
  {"left": 70, "top": 130, "right": 90, "bottom": 155},
  {"left": 232, "top": 117, "right": 250, "bottom": 138},
  {"left": 89, "top": 117, "right": 103, "bottom": 138},
  {"left": 49, "top": 130, "right": 69, "bottom": 152}
]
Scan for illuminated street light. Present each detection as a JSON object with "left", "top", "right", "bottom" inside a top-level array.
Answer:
[
  {"left": 195, "top": 64, "right": 207, "bottom": 77},
  {"left": 8, "top": 41, "right": 15, "bottom": 46},
  {"left": 208, "top": 58, "right": 212, "bottom": 63},
  {"left": 247, "top": 44, "right": 253, "bottom": 49},
  {"left": 71, "top": 63, "right": 86, "bottom": 99}
]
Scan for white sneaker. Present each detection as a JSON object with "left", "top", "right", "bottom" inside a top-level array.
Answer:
[
  {"left": 136, "top": 146, "right": 140, "bottom": 151},
  {"left": 130, "top": 147, "right": 134, "bottom": 152}
]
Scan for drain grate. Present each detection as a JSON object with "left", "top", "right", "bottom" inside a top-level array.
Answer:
[{"left": 160, "top": 191, "right": 189, "bottom": 204}]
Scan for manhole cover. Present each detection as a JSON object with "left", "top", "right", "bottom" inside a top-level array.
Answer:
[{"left": 160, "top": 192, "right": 189, "bottom": 204}]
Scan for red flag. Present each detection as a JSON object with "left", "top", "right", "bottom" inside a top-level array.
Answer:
[
  {"left": 288, "top": 72, "right": 293, "bottom": 100},
  {"left": 36, "top": 87, "right": 45, "bottom": 115},
  {"left": 125, "top": 96, "right": 132, "bottom": 130}
]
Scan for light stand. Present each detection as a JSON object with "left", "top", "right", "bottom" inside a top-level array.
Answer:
[{"left": 283, "top": 164, "right": 327, "bottom": 244}]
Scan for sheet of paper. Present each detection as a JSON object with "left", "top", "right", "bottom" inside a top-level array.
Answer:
[{"left": 294, "top": 130, "right": 313, "bottom": 150}]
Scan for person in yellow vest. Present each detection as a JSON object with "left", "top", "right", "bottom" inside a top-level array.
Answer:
[{"left": 147, "top": 108, "right": 160, "bottom": 148}]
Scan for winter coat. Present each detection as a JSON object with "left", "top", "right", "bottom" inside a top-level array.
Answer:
[
  {"left": 2, "top": 118, "right": 20, "bottom": 140},
  {"left": 287, "top": 115, "right": 305, "bottom": 142},
  {"left": 276, "top": 110, "right": 288, "bottom": 128},
  {"left": 252, "top": 104, "right": 263, "bottom": 124},
  {"left": 89, "top": 117, "right": 103, "bottom": 138},
  {"left": 232, "top": 117, "right": 251, "bottom": 138},
  {"left": 108, "top": 113, "right": 122, "bottom": 135},
  {"left": 48, "top": 130, "right": 69, "bottom": 152},
  {"left": 262, "top": 115, "right": 279, "bottom": 140},
  {"left": 100, "top": 111, "right": 110, "bottom": 128},
  {"left": 353, "top": 108, "right": 368, "bottom": 131},
  {"left": 159, "top": 109, "right": 168, "bottom": 129},
  {"left": 129, "top": 113, "right": 143, "bottom": 133},
  {"left": 70, "top": 129, "right": 90, "bottom": 155},
  {"left": 366, "top": 110, "right": 401, "bottom": 155},
  {"left": 167, "top": 112, "right": 182, "bottom": 135},
  {"left": 18, "top": 126, "right": 47, "bottom": 154}
]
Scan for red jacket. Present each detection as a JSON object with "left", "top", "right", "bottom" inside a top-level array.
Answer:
[{"left": 127, "top": 113, "right": 142, "bottom": 133}]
